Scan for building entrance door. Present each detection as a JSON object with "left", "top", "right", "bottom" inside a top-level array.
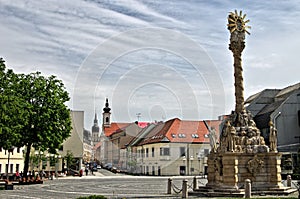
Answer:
[{"left": 179, "top": 166, "right": 186, "bottom": 175}]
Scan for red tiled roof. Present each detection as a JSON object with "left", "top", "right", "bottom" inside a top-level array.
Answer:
[
  {"left": 166, "top": 119, "right": 209, "bottom": 143},
  {"left": 137, "top": 122, "right": 149, "bottom": 128},
  {"left": 104, "top": 123, "right": 130, "bottom": 137},
  {"left": 138, "top": 118, "right": 222, "bottom": 145},
  {"left": 138, "top": 120, "right": 173, "bottom": 145}
]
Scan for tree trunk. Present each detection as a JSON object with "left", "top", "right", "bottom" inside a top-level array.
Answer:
[{"left": 23, "top": 143, "right": 32, "bottom": 177}]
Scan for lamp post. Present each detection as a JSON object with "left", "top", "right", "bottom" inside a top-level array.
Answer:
[
  {"left": 190, "top": 156, "right": 194, "bottom": 175},
  {"left": 182, "top": 156, "right": 186, "bottom": 175},
  {"left": 6, "top": 147, "right": 14, "bottom": 181},
  {"left": 182, "top": 155, "right": 194, "bottom": 175},
  {"left": 197, "top": 152, "right": 204, "bottom": 177},
  {"left": 198, "top": 156, "right": 201, "bottom": 176}
]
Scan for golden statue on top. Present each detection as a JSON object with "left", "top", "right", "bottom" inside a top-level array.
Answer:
[{"left": 227, "top": 10, "right": 251, "bottom": 34}]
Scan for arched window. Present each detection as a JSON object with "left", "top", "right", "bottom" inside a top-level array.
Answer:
[{"left": 105, "top": 117, "right": 109, "bottom": 123}]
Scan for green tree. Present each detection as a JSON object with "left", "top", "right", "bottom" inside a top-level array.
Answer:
[
  {"left": 0, "top": 58, "right": 27, "bottom": 150},
  {"left": 15, "top": 71, "right": 72, "bottom": 175},
  {"left": 65, "top": 150, "right": 75, "bottom": 171}
]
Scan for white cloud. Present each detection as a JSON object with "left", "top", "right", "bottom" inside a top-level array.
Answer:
[{"left": 0, "top": 0, "right": 299, "bottom": 128}]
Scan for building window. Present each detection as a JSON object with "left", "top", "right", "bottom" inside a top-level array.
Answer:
[
  {"left": 146, "top": 166, "right": 149, "bottom": 175},
  {"left": 152, "top": 147, "right": 155, "bottom": 157},
  {"left": 191, "top": 134, "right": 199, "bottom": 138},
  {"left": 160, "top": 147, "right": 170, "bottom": 156},
  {"left": 141, "top": 149, "right": 145, "bottom": 158},
  {"left": 152, "top": 166, "right": 155, "bottom": 175},
  {"left": 0, "top": 164, "right": 2, "bottom": 173},
  {"left": 178, "top": 134, "right": 186, "bottom": 138},
  {"left": 204, "top": 149, "right": 209, "bottom": 156},
  {"left": 10, "top": 164, "right": 13, "bottom": 173},
  {"left": 171, "top": 134, "right": 176, "bottom": 138},
  {"left": 105, "top": 117, "right": 109, "bottom": 123},
  {"left": 16, "top": 164, "right": 19, "bottom": 172},
  {"left": 180, "top": 147, "right": 186, "bottom": 157},
  {"left": 146, "top": 148, "right": 149, "bottom": 158}
]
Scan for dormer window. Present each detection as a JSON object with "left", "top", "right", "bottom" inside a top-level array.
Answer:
[{"left": 171, "top": 134, "right": 176, "bottom": 138}]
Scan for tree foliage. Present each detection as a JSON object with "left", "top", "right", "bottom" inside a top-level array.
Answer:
[
  {"left": 0, "top": 58, "right": 28, "bottom": 150},
  {"left": 65, "top": 150, "right": 75, "bottom": 171},
  {"left": 0, "top": 58, "right": 72, "bottom": 175},
  {"left": 17, "top": 72, "right": 72, "bottom": 175}
]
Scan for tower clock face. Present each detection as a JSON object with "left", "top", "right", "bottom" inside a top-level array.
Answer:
[{"left": 227, "top": 10, "right": 251, "bottom": 34}]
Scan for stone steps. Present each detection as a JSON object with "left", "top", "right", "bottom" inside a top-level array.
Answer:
[{"left": 189, "top": 186, "right": 297, "bottom": 197}]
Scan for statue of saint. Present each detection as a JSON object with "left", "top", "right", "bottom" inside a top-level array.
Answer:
[
  {"left": 269, "top": 121, "right": 277, "bottom": 152},
  {"left": 228, "top": 126, "right": 236, "bottom": 152},
  {"left": 208, "top": 127, "right": 217, "bottom": 152},
  {"left": 220, "top": 120, "right": 231, "bottom": 152}
]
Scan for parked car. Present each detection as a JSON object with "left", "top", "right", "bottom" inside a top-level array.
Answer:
[
  {"left": 104, "top": 163, "right": 112, "bottom": 170},
  {"left": 111, "top": 166, "right": 119, "bottom": 173},
  {"left": 97, "top": 165, "right": 101, "bottom": 170}
]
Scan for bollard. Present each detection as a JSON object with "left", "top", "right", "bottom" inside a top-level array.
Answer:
[
  {"left": 193, "top": 176, "right": 197, "bottom": 190},
  {"left": 245, "top": 179, "right": 251, "bottom": 198},
  {"left": 182, "top": 179, "right": 188, "bottom": 198},
  {"left": 167, "top": 178, "right": 172, "bottom": 194},
  {"left": 287, "top": 175, "right": 292, "bottom": 187}
]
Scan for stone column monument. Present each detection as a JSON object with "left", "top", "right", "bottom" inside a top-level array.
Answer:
[{"left": 204, "top": 10, "right": 295, "bottom": 196}]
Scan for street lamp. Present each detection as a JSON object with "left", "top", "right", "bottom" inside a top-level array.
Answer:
[
  {"left": 182, "top": 156, "right": 186, "bottom": 175},
  {"left": 6, "top": 147, "right": 14, "bottom": 181},
  {"left": 182, "top": 155, "right": 194, "bottom": 175},
  {"left": 197, "top": 153, "right": 204, "bottom": 177},
  {"left": 190, "top": 156, "right": 194, "bottom": 175}
]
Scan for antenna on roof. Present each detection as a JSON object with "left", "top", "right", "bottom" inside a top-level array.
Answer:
[{"left": 136, "top": 113, "right": 141, "bottom": 122}]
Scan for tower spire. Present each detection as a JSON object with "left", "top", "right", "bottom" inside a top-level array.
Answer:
[
  {"left": 103, "top": 98, "right": 111, "bottom": 113},
  {"left": 102, "top": 98, "right": 111, "bottom": 128},
  {"left": 94, "top": 111, "right": 98, "bottom": 124}
]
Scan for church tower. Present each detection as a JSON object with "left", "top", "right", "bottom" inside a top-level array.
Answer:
[
  {"left": 102, "top": 98, "right": 111, "bottom": 128},
  {"left": 91, "top": 112, "right": 100, "bottom": 143}
]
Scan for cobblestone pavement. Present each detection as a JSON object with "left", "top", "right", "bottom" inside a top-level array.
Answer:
[
  {"left": 0, "top": 171, "right": 298, "bottom": 199},
  {"left": 0, "top": 173, "right": 199, "bottom": 199}
]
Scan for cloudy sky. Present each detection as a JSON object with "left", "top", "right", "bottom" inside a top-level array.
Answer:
[{"left": 1, "top": 0, "right": 299, "bottom": 129}]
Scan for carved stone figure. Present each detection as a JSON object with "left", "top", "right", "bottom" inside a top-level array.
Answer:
[
  {"left": 247, "top": 155, "right": 264, "bottom": 176},
  {"left": 228, "top": 126, "right": 236, "bottom": 152},
  {"left": 208, "top": 127, "right": 217, "bottom": 152},
  {"left": 219, "top": 120, "right": 231, "bottom": 152},
  {"left": 269, "top": 121, "right": 277, "bottom": 152}
]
